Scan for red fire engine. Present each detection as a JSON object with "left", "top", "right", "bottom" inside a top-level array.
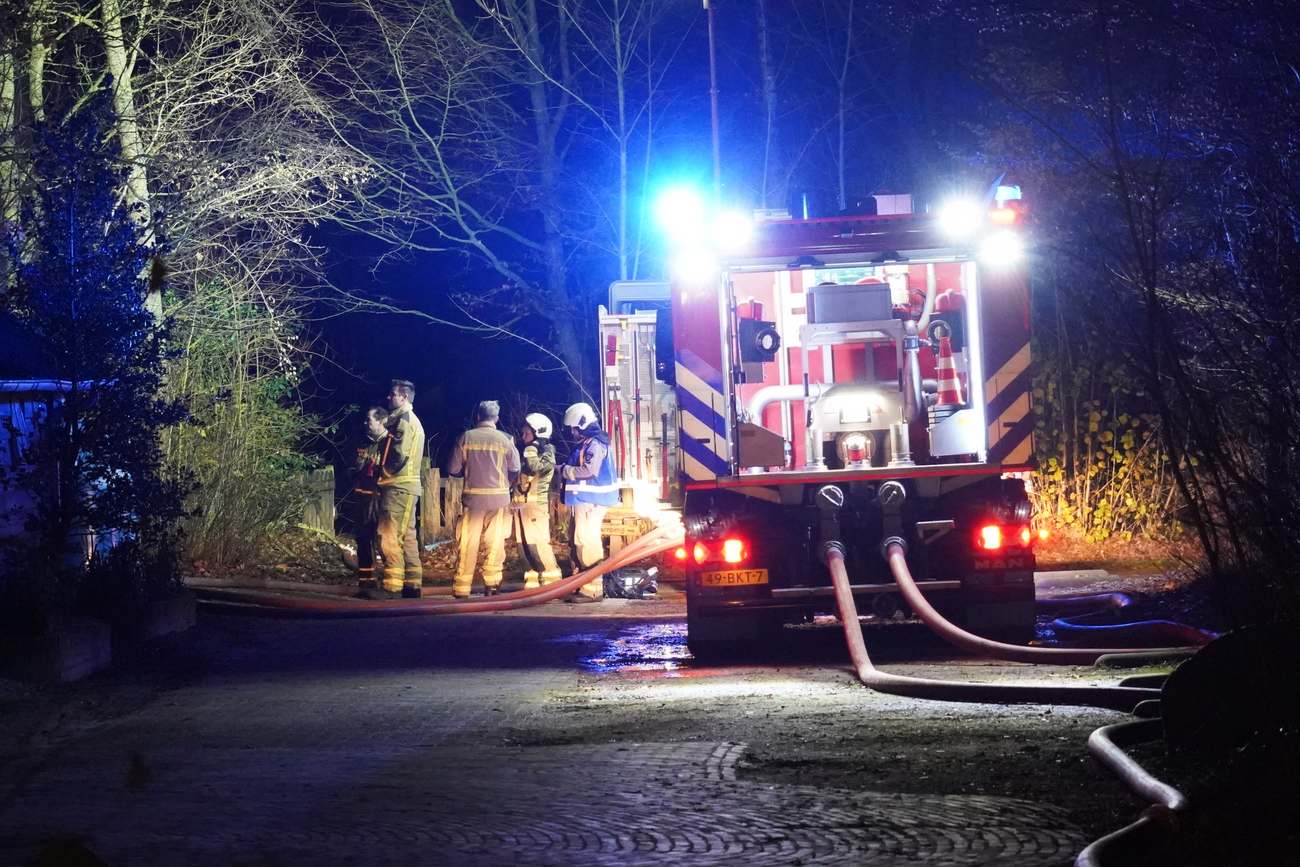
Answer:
[{"left": 604, "top": 189, "right": 1036, "bottom": 655}]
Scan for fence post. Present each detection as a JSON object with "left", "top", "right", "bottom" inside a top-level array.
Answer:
[
  {"left": 422, "top": 467, "right": 441, "bottom": 541},
  {"left": 444, "top": 476, "right": 463, "bottom": 539}
]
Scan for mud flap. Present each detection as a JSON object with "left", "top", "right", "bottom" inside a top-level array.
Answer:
[
  {"left": 963, "top": 567, "right": 1036, "bottom": 642},
  {"left": 686, "top": 603, "right": 782, "bottom": 658}
]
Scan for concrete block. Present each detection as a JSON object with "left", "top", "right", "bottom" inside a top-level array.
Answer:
[{"left": 30, "top": 616, "right": 112, "bottom": 682}]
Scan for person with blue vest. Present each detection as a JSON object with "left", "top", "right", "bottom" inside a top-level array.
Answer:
[{"left": 560, "top": 402, "right": 619, "bottom": 602}]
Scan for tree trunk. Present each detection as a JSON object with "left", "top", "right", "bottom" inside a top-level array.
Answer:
[
  {"left": 613, "top": 0, "right": 629, "bottom": 281},
  {"left": 1, "top": 50, "right": 15, "bottom": 230},
  {"left": 28, "top": 0, "right": 48, "bottom": 122},
  {"left": 757, "top": 0, "right": 777, "bottom": 208},
  {"left": 512, "top": 0, "right": 589, "bottom": 395},
  {"left": 101, "top": 0, "right": 160, "bottom": 320},
  {"left": 835, "top": 1, "right": 855, "bottom": 211}
]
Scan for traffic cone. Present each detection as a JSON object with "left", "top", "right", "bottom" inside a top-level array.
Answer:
[{"left": 934, "top": 333, "right": 964, "bottom": 407}]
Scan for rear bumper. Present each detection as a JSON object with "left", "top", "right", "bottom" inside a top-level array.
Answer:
[{"left": 688, "top": 580, "right": 962, "bottom": 614}]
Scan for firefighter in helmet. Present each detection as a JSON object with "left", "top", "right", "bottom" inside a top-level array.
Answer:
[
  {"left": 513, "top": 412, "right": 562, "bottom": 589},
  {"left": 447, "top": 400, "right": 521, "bottom": 598},
  {"left": 373, "top": 379, "right": 426, "bottom": 599},
  {"left": 560, "top": 402, "right": 619, "bottom": 602}
]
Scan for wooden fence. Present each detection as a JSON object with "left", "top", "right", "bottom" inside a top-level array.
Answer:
[
  {"left": 420, "top": 467, "right": 463, "bottom": 541},
  {"left": 301, "top": 466, "right": 336, "bottom": 539}
]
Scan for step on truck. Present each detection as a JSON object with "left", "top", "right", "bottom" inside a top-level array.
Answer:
[{"left": 610, "top": 189, "right": 1038, "bottom": 655}]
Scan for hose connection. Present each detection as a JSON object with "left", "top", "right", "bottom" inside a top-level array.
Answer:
[{"left": 880, "top": 536, "right": 908, "bottom": 559}]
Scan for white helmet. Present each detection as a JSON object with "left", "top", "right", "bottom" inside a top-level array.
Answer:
[
  {"left": 562, "top": 401, "right": 598, "bottom": 430},
  {"left": 523, "top": 412, "right": 553, "bottom": 439}
]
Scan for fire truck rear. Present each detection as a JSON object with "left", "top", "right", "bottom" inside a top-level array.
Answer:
[{"left": 651, "top": 190, "right": 1038, "bottom": 656}]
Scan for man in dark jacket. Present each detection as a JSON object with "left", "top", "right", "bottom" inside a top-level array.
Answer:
[{"left": 352, "top": 406, "right": 389, "bottom": 596}]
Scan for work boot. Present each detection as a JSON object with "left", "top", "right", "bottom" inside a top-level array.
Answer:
[
  {"left": 363, "top": 586, "right": 400, "bottom": 600},
  {"left": 401, "top": 584, "right": 422, "bottom": 599},
  {"left": 354, "top": 579, "right": 378, "bottom": 599},
  {"left": 484, "top": 585, "right": 501, "bottom": 597}
]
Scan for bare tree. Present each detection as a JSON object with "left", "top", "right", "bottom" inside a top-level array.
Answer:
[{"left": 314, "top": 0, "right": 684, "bottom": 395}]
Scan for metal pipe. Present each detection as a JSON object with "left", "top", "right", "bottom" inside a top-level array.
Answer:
[
  {"left": 917, "top": 263, "right": 938, "bottom": 333},
  {"left": 745, "top": 382, "right": 829, "bottom": 421},
  {"left": 901, "top": 319, "right": 923, "bottom": 423}
]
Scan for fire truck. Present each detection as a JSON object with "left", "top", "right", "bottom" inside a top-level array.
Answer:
[{"left": 602, "top": 189, "right": 1036, "bottom": 655}]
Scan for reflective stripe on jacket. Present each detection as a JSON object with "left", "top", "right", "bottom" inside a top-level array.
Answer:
[
  {"left": 514, "top": 439, "right": 555, "bottom": 504},
  {"left": 378, "top": 405, "right": 424, "bottom": 495},
  {"left": 562, "top": 432, "right": 620, "bottom": 507},
  {"left": 448, "top": 423, "right": 521, "bottom": 511}
]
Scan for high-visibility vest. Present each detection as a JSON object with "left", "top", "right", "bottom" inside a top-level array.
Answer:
[{"left": 563, "top": 435, "right": 620, "bottom": 507}]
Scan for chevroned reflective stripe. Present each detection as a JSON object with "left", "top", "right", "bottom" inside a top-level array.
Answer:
[{"left": 675, "top": 349, "right": 730, "bottom": 480}]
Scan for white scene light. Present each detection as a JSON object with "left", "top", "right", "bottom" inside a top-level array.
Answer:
[
  {"left": 709, "top": 209, "right": 753, "bottom": 252},
  {"left": 979, "top": 230, "right": 1025, "bottom": 267},
  {"left": 937, "top": 198, "right": 984, "bottom": 240},
  {"left": 670, "top": 248, "right": 719, "bottom": 285},
  {"left": 654, "top": 186, "right": 708, "bottom": 244}
]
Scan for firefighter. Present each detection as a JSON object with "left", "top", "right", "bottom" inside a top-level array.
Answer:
[
  {"left": 513, "top": 412, "right": 562, "bottom": 590},
  {"left": 560, "top": 402, "right": 619, "bottom": 602},
  {"left": 352, "top": 406, "right": 389, "bottom": 597},
  {"left": 447, "top": 400, "right": 520, "bottom": 598},
  {"left": 373, "top": 379, "right": 426, "bottom": 599}
]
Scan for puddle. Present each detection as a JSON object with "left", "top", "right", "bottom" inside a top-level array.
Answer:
[{"left": 577, "top": 622, "right": 691, "bottom": 673}]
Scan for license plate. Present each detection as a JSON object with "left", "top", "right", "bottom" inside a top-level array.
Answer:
[{"left": 699, "top": 568, "right": 769, "bottom": 587}]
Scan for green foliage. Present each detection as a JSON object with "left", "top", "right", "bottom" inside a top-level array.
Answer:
[
  {"left": 1030, "top": 336, "right": 1181, "bottom": 544},
  {"left": 0, "top": 100, "right": 186, "bottom": 614},
  {"left": 162, "top": 278, "right": 318, "bottom": 567}
]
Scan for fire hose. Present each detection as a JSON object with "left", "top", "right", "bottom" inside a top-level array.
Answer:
[
  {"left": 196, "top": 522, "right": 683, "bottom": 618},
  {"left": 1038, "top": 591, "right": 1219, "bottom": 647},
  {"left": 1074, "top": 719, "right": 1188, "bottom": 867},
  {"left": 826, "top": 543, "right": 1157, "bottom": 712},
  {"left": 883, "top": 543, "right": 1206, "bottom": 665},
  {"left": 816, "top": 489, "right": 1192, "bottom": 862}
]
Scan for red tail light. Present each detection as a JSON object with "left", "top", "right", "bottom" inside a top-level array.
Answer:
[
  {"left": 974, "top": 524, "right": 1035, "bottom": 551},
  {"left": 722, "top": 537, "right": 747, "bottom": 564},
  {"left": 673, "top": 546, "right": 688, "bottom": 561},
  {"left": 692, "top": 542, "right": 708, "bottom": 565},
  {"left": 976, "top": 524, "right": 1003, "bottom": 550}
]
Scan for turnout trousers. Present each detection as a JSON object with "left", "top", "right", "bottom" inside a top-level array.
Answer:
[
  {"left": 569, "top": 503, "right": 608, "bottom": 599},
  {"left": 356, "top": 519, "right": 379, "bottom": 589},
  {"left": 455, "top": 507, "right": 509, "bottom": 596},
  {"left": 515, "top": 501, "right": 562, "bottom": 589},
  {"left": 377, "top": 488, "right": 422, "bottom": 593}
]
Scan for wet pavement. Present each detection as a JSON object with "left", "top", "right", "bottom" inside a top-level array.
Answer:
[{"left": 0, "top": 591, "right": 1146, "bottom": 865}]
